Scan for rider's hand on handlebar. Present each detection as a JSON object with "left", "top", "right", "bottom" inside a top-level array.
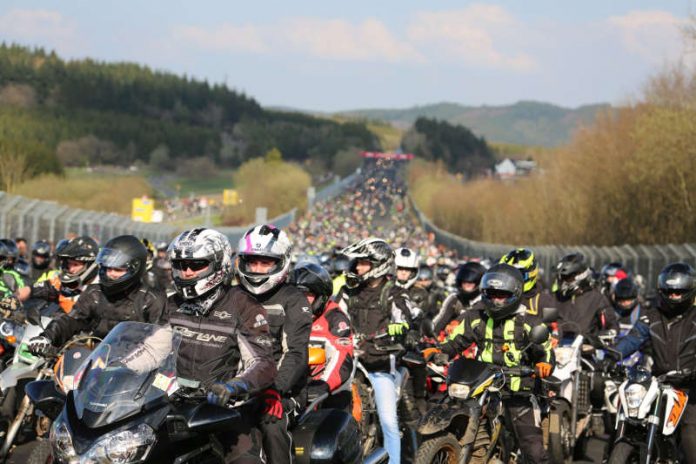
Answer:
[
  {"left": 0, "top": 295, "right": 21, "bottom": 315},
  {"left": 28, "top": 336, "right": 53, "bottom": 357},
  {"left": 388, "top": 322, "right": 409, "bottom": 336},
  {"left": 535, "top": 362, "right": 553, "bottom": 378},
  {"left": 207, "top": 378, "right": 248, "bottom": 407},
  {"left": 261, "top": 388, "right": 284, "bottom": 423}
]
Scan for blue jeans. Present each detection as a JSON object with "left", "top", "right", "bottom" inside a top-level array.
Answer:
[{"left": 368, "top": 370, "right": 402, "bottom": 464}]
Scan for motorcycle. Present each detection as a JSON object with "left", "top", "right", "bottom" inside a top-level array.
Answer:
[
  {"left": 27, "top": 321, "right": 367, "bottom": 464},
  {"left": 608, "top": 368, "right": 690, "bottom": 464},
  {"left": 415, "top": 325, "right": 549, "bottom": 464}
]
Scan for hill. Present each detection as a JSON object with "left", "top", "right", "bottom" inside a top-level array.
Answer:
[{"left": 339, "top": 100, "right": 612, "bottom": 147}]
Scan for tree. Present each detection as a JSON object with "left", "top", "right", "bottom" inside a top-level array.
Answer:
[{"left": 0, "top": 150, "right": 32, "bottom": 193}]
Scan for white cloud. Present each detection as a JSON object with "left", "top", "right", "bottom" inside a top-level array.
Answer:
[
  {"left": 0, "top": 9, "right": 80, "bottom": 53},
  {"left": 608, "top": 10, "right": 686, "bottom": 64},
  {"left": 408, "top": 4, "right": 538, "bottom": 72},
  {"left": 172, "top": 23, "right": 268, "bottom": 54}
]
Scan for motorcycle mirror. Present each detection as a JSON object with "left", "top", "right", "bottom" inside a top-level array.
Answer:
[
  {"left": 529, "top": 325, "right": 550, "bottom": 345},
  {"left": 420, "top": 319, "right": 435, "bottom": 338},
  {"left": 541, "top": 307, "right": 559, "bottom": 324}
]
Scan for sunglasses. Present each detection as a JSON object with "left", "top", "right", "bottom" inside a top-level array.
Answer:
[{"left": 172, "top": 260, "right": 210, "bottom": 272}]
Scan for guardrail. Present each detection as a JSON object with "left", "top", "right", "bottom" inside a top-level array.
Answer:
[
  {"left": 409, "top": 196, "right": 696, "bottom": 288},
  {"left": 0, "top": 191, "right": 177, "bottom": 244}
]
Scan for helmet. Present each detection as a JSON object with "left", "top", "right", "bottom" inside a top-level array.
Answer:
[
  {"left": 417, "top": 264, "right": 434, "bottom": 283},
  {"left": 600, "top": 262, "right": 627, "bottom": 292},
  {"left": 0, "top": 239, "right": 19, "bottom": 269},
  {"left": 15, "top": 258, "right": 30, "bottom": 277},
  {"left": 435, "top": 264, "right": 450, "bottom": 283},
  {"left": 97, "top": 235, "right": 147, "bottom": 296},
  {"left": 332, "top": 254, "right": 350, "bottom": 277},
  {"left": 481, "top": 264, "right": 524, "bottom": 321},
  {"left": 394, "top": 247, "right": 420, "bottom": 289},
  {"left": 237, "top": 224, "right": 292, "bottom": 295},
  {"left": 289, "top": 262, "right": 333, "bottom": 316},
  {"left": 611, "top": 277, "right": 639, "bottom": 315},
  {"left": 500, "top": 248, "right": 538, "bottom": 293},
  {"left": 168, "top": 228, "right": 233, "bottom": 301},
  {"left": 57, "top": 236, "right": 99, "bottom": 288},
  {"left": 341, "top": 238, "right": 393, "bottom": 288},
  {"left": 657, "top": 263, "right": 696, "bottom": 317},
  {"left": 31, "top": 240, "right": 52, "bottom": 270},
  {"left": 556, "top": 253, "right": 592, "bottom": 298},
  {"left": 155, "top": 241, "right": 168, "bottom": 252},
  {"left": 455, "top": 262, "right": 487, "bottom": 297}
]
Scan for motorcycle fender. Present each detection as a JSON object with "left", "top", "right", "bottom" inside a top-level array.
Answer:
[
  {"left": 0, "top": 362, "right": 40, "bottom": 391},
  {"left": 417, "top": 400, "right": 478, "bottom": 437},
  {"left": 549, "top": 399, "right": 572, "bottom": 434},
  {"left": 662, "top": 387, "right": 688, "bottom": 436}
]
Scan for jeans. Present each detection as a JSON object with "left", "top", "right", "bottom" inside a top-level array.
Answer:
[{"left": 368, "top": 370, "right": 402, "bottom": 464}]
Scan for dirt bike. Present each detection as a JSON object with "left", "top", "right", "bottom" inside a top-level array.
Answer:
[{"left": 608, "top": 368, "right": 691, "bottom": 464}]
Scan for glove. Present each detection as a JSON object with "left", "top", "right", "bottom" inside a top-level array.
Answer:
[
  {"left": 388, "top": 322, "right": 409, "bottom": 336},
  {"left": 535, "top": 362, "right": 553, "bottom": 378},
  {"left": 207, "top": 379, "right": 248, "bottom": 407},
  {"left": 307, "top": 381, "right": 330, "bottom": 401},
  {"left": 28, "top": 336, "right": 53, "bottom": 357},
  {"left": 432, "top": 353, "right": 450, "bottom": 365},
  {"left": 405, "top": 330, "right": 420, "bottom": 348},
  {"left": 0, "top": 296, "right": 20, "bottom": 315},
  {"left": 261, "top": 388, "right": 284, "bottom": 423}
]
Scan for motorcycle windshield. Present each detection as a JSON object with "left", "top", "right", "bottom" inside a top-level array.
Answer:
[{"left": 73, "top": 322, "right": 180, "bottom": 428}]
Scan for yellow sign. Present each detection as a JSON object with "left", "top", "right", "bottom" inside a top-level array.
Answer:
[
  {"left": 223, "top": 189, "right": 239, "bottom": 206},
  {"left": 132, "top": 197, "right": 154, "bottom": 223}
]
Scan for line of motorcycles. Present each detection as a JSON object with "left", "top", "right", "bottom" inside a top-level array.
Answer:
[{"left": 0, "top": 302, "right": 688, "bottom": 463}]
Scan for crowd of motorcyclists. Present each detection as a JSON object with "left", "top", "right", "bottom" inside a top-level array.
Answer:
[{"left": 0, "top": 160, "right": 693, "bottom": 464}]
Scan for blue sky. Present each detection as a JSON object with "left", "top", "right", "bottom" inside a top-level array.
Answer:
[{"left": 0, "top": 1, "right": 694, "bottom": 111}]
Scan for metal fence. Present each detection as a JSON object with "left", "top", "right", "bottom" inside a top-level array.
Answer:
[
  {"left": 410, "top": 197, "right": 696, "bottom": 288},
  {"left": 313, "top": 170, "right": 361, "bottom": 204},
  {"left": 0, "top": 191, "right": 178, "bottom": 244}
]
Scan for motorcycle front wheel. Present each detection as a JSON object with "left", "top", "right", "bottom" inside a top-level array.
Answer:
[
  {"left": 26, "top": 439, "right": 52, "bottom": 464},
  {"left": 548, "top": 401, "right": 573, "bottom": 463},
  {"left": 415, "top": 433, "right": 461, "bottom": 464},
  {"left": 608, "top": 442, "right": 640, "bottom": 464}
]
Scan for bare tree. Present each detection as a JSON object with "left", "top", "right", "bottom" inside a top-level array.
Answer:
[{"left": 0, "top": 150, "right": 32, "bottom": 193}]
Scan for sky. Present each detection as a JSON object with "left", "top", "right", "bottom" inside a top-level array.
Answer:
[{"left": 0, "top": 1, "right": 694, "bottom": 112}]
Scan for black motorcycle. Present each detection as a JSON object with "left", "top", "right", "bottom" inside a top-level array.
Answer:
[{"left": 26, "top": 321, "right": 364, "bottom": 463}]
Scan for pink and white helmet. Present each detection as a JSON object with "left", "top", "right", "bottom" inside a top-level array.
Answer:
[
  {"left": 237, "top": 224, "right": 292, "bottom": 295},
  {"left": 168, "top": 228, "right": 233, "bottom": 300}
]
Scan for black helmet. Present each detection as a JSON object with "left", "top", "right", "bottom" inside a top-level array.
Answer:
[
  {"left": 57, "top": 236, "right": 99, "bottom": 288},
  {"left": 290, "top": 262, "right": 333, "bottom": 316},
  {"left": 481, "top": 263, "right": 524, "bottom": 321},
  {"left": 0, "top": 239, "right": 19, "bottom": 269},
  {"left": 332, "top": 254, "right": 350, "bottom": 277},
  {"left": 97, "top": 235, "right": 147, "bottom": 296},
  {"left": 31, "top": 240, "right": 52, "bottom": 270},
  {"left": 15, "top": 258, "right": 30, "bottom": 277},
  {"left": 341, "top": 238, "right": 393, "bottom": 288},
  {"left": 611, "top": 277, "right": 639, "bottom": 315},
  {"left": 657, "top": 263, "right": 696, "bottom": 317},
  {"left": 417, "top": 264, "right": 434, "bottom": 283},
  {"left": 556, "top": 253, "right": 592, "bottom": 298},
  {"left": 435, "top": 264, "right": 450, "bottom": 283},
  {"left": 455, "top": 262, "right": 487, "bottom": 297}
]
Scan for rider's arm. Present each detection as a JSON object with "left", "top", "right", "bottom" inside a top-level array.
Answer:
[
  {"left": 615, "top": 320, "right": 651, "bottom": 359},
  {"left": 274, "top": 288, "right": 312, "bottom": 395},
  {"left": 319, "top": 307, "right": 354, "bottom": 392},
  {"left": 27, "top": 280, "right": 60, "bottom": 303},
  {"left": 432, "top": 293, "right": 457, "bottom": 334},
  {"left": 440, "top": 312, "right": 478, "bottom": 357},
  {"left": 42, "top": 286, "right": 97, "bottom": 346}
]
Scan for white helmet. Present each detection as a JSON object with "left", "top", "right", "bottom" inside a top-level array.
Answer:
[
  {"left": 394, "top": 247, "right": 420, "bottom": 289},
  {"left": 168, "top": 228, "right": 233, "bottom": 300},
  {"left": 341, "top": 237, "right": 394, "bottom": 288},
  {"left": 237, "top": 224, "right": 292, "bottom": 295}
]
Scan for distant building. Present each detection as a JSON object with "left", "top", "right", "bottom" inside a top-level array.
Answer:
[{"left": 494, "top": 158, "right": 537, "bottom": 179}]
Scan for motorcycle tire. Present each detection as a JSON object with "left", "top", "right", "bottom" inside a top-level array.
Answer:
[
  {"left": 608, "top": 442, "right": 640, "bottom": 464},
  {"left": 548, "top": 401, "right": 573, "bottom": 464},
  {"left": 26, "top": 439, "right": 52, "bottom": 464},
  {"left": 415, "top": 433, "right": 461, "bottom": 464}
]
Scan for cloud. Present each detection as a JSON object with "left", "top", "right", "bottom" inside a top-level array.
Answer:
[
  {"left": 608, "top": 10, "right": 686, "bottom": 64},
  {"left": 0, "top": 9, "right": 79, "bottom": 52},
  {"left": 172, "top": 23, "right": 268, "bottom": 54},
  {"left": 408, "top": 4, "right": 538, "bottom": 72}
]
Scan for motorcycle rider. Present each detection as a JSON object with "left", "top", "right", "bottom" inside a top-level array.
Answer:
[
  {"left": 553, "top": 253, "right": 618, "bottom": 336},
  {"left": 27, "top": 240, "right": 57, "bottom": 283},
  {"left": 437, "top": 264, "right": 554, "bottom": 464},
  {"left": 599, "top": 262, "right": 628, "bottom": 295},
  {"left": 0, "top": 239, "right": 26, "bottom": 313},
  {"left": 162, "top": 228, "right": 277, "bottom": 464},
  {"left": 432, "top": 261, "right": 486, "bottom": 335},
  {"left": 290, "top": 262, "right": 354, "bottom": 410},
  {"left": 28, "top": 235, "right": 167, "bottom": 354},
  {"left": 339, "top": 237, "right": 418, "bottom": 464},
  {"left": 616, "top": 263, "right": 696, "bottom": 461},
  {"left": 17, "top": 235, "right": 99, "bottom": 313},
  {"left": 415, "top": 263, "right": 446, "bottom": 318},
  {"left": 152, "top": 241, "right": 174, "bottom": 293},
  {"left": 395, "top": 247, "right": 429, "bottom": 317},
  {"left": 236, "top": 224, "right": 312, "bottom": 464},
  {"left": 609, "top": 276, "right": 649, "bottom": 367},
  {"left": 331, "top": 253, "right": 350, "bottom": 296}
]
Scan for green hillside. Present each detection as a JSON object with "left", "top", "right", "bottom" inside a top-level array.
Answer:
[{"left": 339, "top": 100, "right": 612, "bottom": 147}]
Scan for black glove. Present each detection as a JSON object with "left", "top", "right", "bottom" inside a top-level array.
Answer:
[
  {"left": 307, "top": 381, "right": 330, "bottom": 401},
  {"left": 207, "top": 378, "right": 248, "bottom": 407},
  {"left": 0, "top": 295, "right": 21, "bottom": 315},
  {"left": 28, "top": 336, "right": 53, "bottom": 357},
  {"left": 405, "top": 330, "right": 420, "bottom": 349}
]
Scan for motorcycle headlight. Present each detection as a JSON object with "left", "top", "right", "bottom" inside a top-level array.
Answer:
[
  {"left": 50, "top": 419, "right": 77, "bottom": 462},
  {"left": 625, "top": 383, "right": 647, "bottom": 413},
  {"left": 554, "top": 347, "right": 574, "bottom": 368},
  {"left": 448, "top": 383, "right": 470, "bottom": 399},
  {"left": 84, "top": 423, "right": 156, "bottom": 463}
]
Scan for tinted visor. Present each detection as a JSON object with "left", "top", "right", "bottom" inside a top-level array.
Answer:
[{"left": 97, "top": 248, "right": 132, "bottom": 269}]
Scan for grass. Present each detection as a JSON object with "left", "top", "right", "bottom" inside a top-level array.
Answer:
[{"left": 167, "top": 169, "right": 235, "bottom": 197}]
